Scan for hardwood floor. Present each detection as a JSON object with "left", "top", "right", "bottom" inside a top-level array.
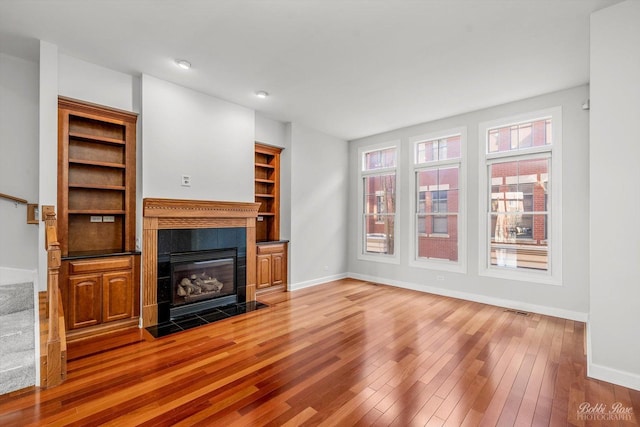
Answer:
[{"left": 1, "top": 278, "right": 638, "bottom": 426}]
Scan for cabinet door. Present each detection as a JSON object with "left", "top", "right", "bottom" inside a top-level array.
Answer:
[
  {"left": 69, "top": 274, "right": 101, "bottom": 329},
  {"left": 102, "top": 270, "right": 133, "bottom": 322},
  {"left": 256, "top": 254, "right": 272, "bottom": 289},
  {"left": 271, "top": 252, "right": 285, "bottom": 287}
]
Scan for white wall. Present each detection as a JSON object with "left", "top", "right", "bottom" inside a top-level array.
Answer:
[
  {"left": 255, "top": 114, "right": 286, "bottom": 149},
  {"left": 289, "top": 123, "right": 349, "bottom": 288},
  {"left": 141, "top": 75, "right": 254, "bottom": 202},
  {"left": 38, "top": 41, "right": 59, "bottom": 294},
  {"left": 58, "top": 54, "right": 136, "bottom": 112},
  {"left": 349, "top": 85, "right": 590, "bottom": 320},
  {"left": 281, "top": 124, "right": 292, "bottom": 242},
  {"left": 589, "top": 0, "right": 640, "bottom": 391},
  {"left": 0, "top": 53, "right": 39, "bottom": 270}
]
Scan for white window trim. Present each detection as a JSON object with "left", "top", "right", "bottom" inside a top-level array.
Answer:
[
  {"left": 409, "top": 127, "right": 467, "bottom": 273},
  {"left": 478, "top": 107, "right": 563, "bottom": 285},
  {"left": 357, "top": 140, "right": 401, "bottom": 264}
]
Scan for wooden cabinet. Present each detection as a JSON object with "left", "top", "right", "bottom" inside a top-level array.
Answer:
[
  {"left": 256, "top": 242, "right": 288, "bottom": 293},
  {"left": 58, "top": 97, "right": 137, "bottom": 256},
  {"left": 102, "top": 270, "right": 133, "bottom": 323},
  {"left": 68, "top": 274, "right": 101, "bottom": 329},
  {"left": 255, "top": 143, "right": 282, "bottom": 242},
  {"left": 62, "top": 255, "right": 140, "bottom": 335},
  {"left": 58, "top": 97, "right": 140, "bottom": 340}
]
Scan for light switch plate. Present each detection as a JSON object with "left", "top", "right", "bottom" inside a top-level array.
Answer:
[{"left": 181, "top": 175, "right": 191, "bottom": 187}]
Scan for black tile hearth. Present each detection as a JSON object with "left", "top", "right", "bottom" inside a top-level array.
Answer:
[
  {"left": 173, "top": 316, "right": 208, "bottom": 330},
  {"left": 146, "top": 322, "right": 184, "bottom": 338},
  {"left": 145, "top": 302, "right": 269, "bottom": 339},
  {"left": 220, "top": 301, "right": 265, "bottom": 316}
]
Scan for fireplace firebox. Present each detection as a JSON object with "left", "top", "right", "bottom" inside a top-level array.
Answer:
[
  {"left": 157, "top": 227, "right": 247, "bottom": 322},
  {"left": 171, "top": 249, "right": 236, "bottom": 308}
]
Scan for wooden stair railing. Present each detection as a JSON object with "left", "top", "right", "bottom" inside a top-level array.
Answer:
[
  {"left": 0, "top": 192, "right": 28, "bottom": 204},
  {"left": 0, "top": 192, "right": 39, "bottom": 224},
  {"left": 42, "top": 210, "right": 65, "bottom": 388}
]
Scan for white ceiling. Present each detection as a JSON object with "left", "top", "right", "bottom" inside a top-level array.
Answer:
[{"left": 0, "top": 0, "right": 623, "bottom": 141}]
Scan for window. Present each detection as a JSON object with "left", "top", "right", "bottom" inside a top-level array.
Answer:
[
  {"left": 360, "top": 144, "right": 398, "bottom": 259},
  {"left": 479, "top": 108, "right": 562, "bottom": 284},
  {"left": 410, "top": 129, "right": 465, "bottom": 271}
]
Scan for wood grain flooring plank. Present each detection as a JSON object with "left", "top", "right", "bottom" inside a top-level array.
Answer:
[
  {"left": 412, "top": 394, "right": 443, "bottom": 425},
  {"left": 331, "top": 383, "right": 395, "bottom": 426}
]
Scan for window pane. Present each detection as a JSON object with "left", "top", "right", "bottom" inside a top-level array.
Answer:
[
  {"left": 417, "top": 214, "right": 458, "bottom": 261},
  {"left": 488, "top": 127, "right": 512, "bottom": 153},
  {"left": 442, "top": 189, "right": 459, "bottom": 213},
  {"left": 490, "top": 159, "right": 548, "bottom": 215},
  {"left": 487, "top": 118, "right": 551, "bottom": 154},
  {"left": 363, "top": 174, "right": 395, "bottom": 214},
  {"left": 489, "top": 155, "right": 550, "bottom": 271},
  {"left": 518, "top": 123, "right": 532, "bottom": 148},
  {"left": 415, "top": 163, "right": 460, "bottom": 262},
  {"left": 416, "top": 168, "right": 458, "bottom": 204},
  {"left": 365, "top": 215, "right": 395, "bottom": 254},
  {"left": 363, "top": 147, "right": 396, "bottom": 170},
  {"left": 418, "top": 191, "right": 427, "bottom": 215},
  {"left": 416, "top": 135, "right": 461, "bottom": 163},
  {"left": 417, "top": 211, "right": 426, "bottom": 234},
  {"left": 416, "top": 140, "right": 437, "bottom": 163},
  {"left": 441, "top": 135, "right": 461, "bottom": 160},
  {"left": 490, "top": 213, "right": 548, "bottom": 270},
  {"left": 533, "top": 119, "right": 549, "bottom": 147},
  {"left": 489, "top": 246, "right": 549, "bottom": 270},
  {"left": 432, "top": 215, "right": 448, "bottom": 234},
  {"left": 363, "top": 171, "right": 395, "bottom": 255},
  {"left": 416, "top": 170, "right": 437, "bottom": 208}
]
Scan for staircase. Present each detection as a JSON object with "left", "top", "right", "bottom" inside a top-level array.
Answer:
[{"left": 0, "top": 280, "right": 35, "bottom": 394}]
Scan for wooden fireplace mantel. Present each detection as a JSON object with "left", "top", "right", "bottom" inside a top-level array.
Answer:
[{"left": 142, "top": 198, "right": 261, "bottom": 327}]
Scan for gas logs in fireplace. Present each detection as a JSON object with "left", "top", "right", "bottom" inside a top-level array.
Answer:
[{"left": 170, "top": 249, "right": 236, "bottom": 308}]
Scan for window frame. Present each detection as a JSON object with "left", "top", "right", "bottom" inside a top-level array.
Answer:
[
  {"left": 358, "top": 141, "right": 401, "bottom": 264},
  {"left": 409, "top": 127, "right": 466, "bottom": 273},
  {"left": 478, "top": 107, "right": 563, "bottom": 285}
]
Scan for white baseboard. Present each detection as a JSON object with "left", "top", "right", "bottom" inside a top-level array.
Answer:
[
  {"left": 586, "top": 323, "right": 640, "bottom": 391},
  {"left": 347, "top": 272, "right": 588, "bottom": 322},
  {"left": 587, "top": 363, "right": 640, "bottom": 392},
  {"left": 288, "top": 273, "right": 348, "bottom": 291}
]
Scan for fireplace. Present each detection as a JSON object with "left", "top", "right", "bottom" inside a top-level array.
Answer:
[{"left": 142, "top": 198, "right": 260, "bottom": 327}]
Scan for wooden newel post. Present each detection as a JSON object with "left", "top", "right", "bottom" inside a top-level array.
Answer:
[{"left": 44, "top": 210, "right": 64, "bottom": 387}]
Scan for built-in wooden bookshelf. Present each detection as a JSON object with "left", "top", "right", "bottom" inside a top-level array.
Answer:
[
  {"left": 58, "top": 97, "right": 137, "bottom": 256},
  {"left": 254, "top": 143, "right": 287, "bottom": 294},
  {"left": 254, "top": 143, "right": 282, "bottom": 242}
]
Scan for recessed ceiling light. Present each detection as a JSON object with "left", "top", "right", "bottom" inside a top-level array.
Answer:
[
  {"left": 255, "top": 91, "right": 269, "bottom": 99},
  {"left": 175, "top": 59, "right": 191, "bottom": 70}
]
